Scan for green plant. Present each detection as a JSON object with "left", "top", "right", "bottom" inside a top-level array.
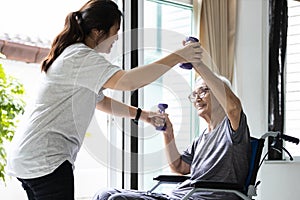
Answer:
[{"left": 0, "top": 62, "right": 25, "bottom": 183}]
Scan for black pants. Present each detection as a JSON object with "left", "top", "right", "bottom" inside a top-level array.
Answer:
[{"left": 17, "top": 160, "right": 74, "bottom": 200}]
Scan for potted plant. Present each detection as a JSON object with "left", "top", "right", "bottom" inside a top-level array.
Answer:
[{"left": 0, "top": 58, "right": 25, "bottom": 183}]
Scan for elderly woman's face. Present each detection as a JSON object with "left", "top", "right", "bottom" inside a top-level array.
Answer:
[{"left": 192, "top": 79, "right": 211, "bottom": 117}]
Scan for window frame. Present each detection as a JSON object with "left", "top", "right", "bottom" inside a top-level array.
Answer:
[{"left": 284, "top": 0, "right": 300, "bottom": 158}]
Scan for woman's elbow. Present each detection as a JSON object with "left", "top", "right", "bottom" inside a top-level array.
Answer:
[
  {"left": 104, "top": 71, "right": 145, "bottom": 91},
  {"left": 169, "top": 160, "right": 190, "bottom": 175},
  {"left": 170, "top": 166, "right": 183, "bottom": 175},
  {"left": 117, "top": 80, "right": 146, "bottom": 91}
]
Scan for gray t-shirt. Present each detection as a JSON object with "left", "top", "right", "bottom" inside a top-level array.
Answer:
[
  {"left": 6, "top": 43, "right": 121, "bottom": 179},
  {"left": 170, "top": 111, "right": 251, "bottom": 200}
]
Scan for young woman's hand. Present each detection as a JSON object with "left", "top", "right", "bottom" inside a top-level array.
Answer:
[
  {"left": 140, "top": 110, "right": 165, "bottom": 128},
  {"left": 175, "top": 42, "right": 202, "bottom": 66}
]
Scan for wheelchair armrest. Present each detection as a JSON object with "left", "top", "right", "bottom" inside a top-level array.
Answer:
[
  {"left": 190, "top": 180, "right": 244, "bottom": 192},
  {"left": 148, "top": 175, "right": 191, "bottom": 193},
  {"left": 153, "top": 175, "right": 191, "bottom": 183}
]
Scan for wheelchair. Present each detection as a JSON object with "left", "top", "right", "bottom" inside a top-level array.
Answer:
[{"left": 148, "top": 132, "right": 299, "bottom": 200}]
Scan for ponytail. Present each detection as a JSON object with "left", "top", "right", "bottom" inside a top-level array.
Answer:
[
  {"left": 41, "top": 0, "right": 122, "bottom": 73},
  {"left": 41, "top": 11, "right": 84, "bottom": 72}
]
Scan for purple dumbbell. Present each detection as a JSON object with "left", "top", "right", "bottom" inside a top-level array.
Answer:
[
  {"left": 156, "top": 103, "right": 168, "bottom": 131},
  {"left": 179, "top": 36, "right": 199, "bottom": 70}
]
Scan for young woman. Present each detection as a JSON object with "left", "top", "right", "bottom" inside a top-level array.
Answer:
[{"left": 6, "top": 0, "right": 201, "bottom": 199}]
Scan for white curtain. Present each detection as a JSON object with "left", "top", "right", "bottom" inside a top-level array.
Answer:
[{"left": 193, "top": 0, "right": 237, "bottom": 83}]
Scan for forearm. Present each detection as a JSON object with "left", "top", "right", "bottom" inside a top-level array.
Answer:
[
  {"left": 193, "top": 63, "right": 241, "bottom": 116},
  {"left": 122, "top": 63, "right": 171, "bottom": 90},
  {"left": 96, "top": 96, "right": 149, "bottom": 122},
  {"left": 121, "top": 51, "right": 183, "bottom": 89},
  {"left": 163, "top": 133, "right": 190, "bottom": 175}
]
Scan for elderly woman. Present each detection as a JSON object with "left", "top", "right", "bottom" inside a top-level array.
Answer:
[{"left": 94, "top": 52, "right": 251, "bottom": 200}]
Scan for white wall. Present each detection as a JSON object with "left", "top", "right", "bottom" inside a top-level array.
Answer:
[{"left": 235, "top": 0, "right": 300, "bottom": 199}]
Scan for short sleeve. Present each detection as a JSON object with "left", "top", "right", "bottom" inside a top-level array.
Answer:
[
  {"left": 181, "top": 137, "right": 199, "bottom": 165},
  {"left": 73, "top": 50, "right": 121, "bottom": 94},
  {"left": 228, "top": 110, "right": 250, "bottom": 144}
]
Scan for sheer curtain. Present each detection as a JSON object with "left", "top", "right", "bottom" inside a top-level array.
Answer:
[{"left": 193, "top": 0, "right": 237, "bottom": 83}]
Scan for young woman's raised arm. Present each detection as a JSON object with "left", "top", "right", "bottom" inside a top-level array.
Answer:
[{"left": 103, "top": 42, "right": 201, "bottom": 91}]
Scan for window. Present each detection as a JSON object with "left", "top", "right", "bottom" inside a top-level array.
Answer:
[
  {"left": 139, "top": 0, "right": 195, "bottom": 190},
  {"left": 285, "top": 0, "right": 300, "bottom": 157}
]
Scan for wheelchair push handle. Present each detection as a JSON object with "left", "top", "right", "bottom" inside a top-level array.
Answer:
[
  {"left": 281, "top": 134, "right": 300, "bottom": 145},
  {"left": 262, "top": 131, "right": 299, "bottom": 145}
]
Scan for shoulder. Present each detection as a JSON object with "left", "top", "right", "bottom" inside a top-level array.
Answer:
[
  {"left": 63, "top": 43, "right": 111, "bottom": 66},
  {"left": 65, "top": 43, "right": 100, "bottom": 58},
  {"left": 225, "top": 110, "right": 250, "bottom": 142}
]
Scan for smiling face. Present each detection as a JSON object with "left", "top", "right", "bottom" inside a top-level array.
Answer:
[
  {"left": 192, "top": 78, "right": 222, "bottom": 121},
  {"left": 192, "top": 79, "right": 211, "bottom": 118}
]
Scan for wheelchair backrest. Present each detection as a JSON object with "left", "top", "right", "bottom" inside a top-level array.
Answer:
[{"left": 244, "top": 137, "right": 265, "bottom": 192}]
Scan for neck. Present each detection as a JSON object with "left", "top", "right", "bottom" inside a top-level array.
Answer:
[
  {"left": 204, "top": 107, "right": 226, "bottom": 132},
  {"left": 85, "top": 36, "right": 97, "bottom": 49}
]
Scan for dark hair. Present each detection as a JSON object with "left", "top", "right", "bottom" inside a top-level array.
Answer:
[{"left": 41, "top": 0, "right": 122, "bottom": 72}]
